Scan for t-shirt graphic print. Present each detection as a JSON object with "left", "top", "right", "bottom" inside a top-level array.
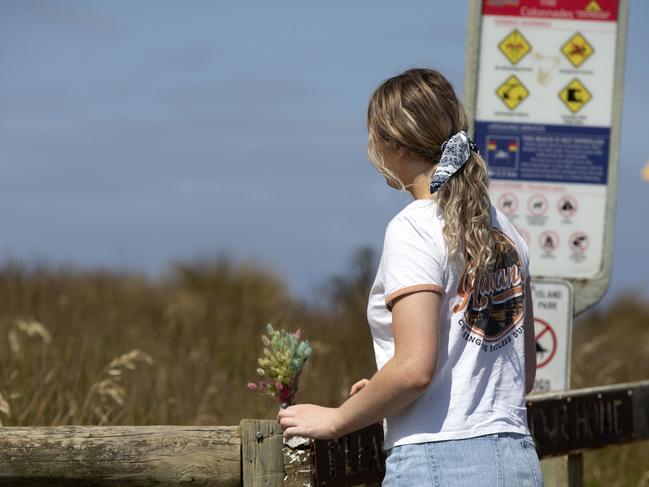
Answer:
[
  {"left": 366, "top": 198, "right": 532, "bottom": 451},
  {"left": 454, "top": 229, "right": 526, "bottom": 351}
]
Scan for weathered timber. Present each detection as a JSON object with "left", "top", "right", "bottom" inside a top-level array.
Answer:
[
  {"left": 527, "top": 378, "right": 649, "bottom": 458},
  {"left": 0, "top": 425, "right": 241, "bottom": 486},
  {"left": 240, "top": 419, "right": 284, "bottom": 487},
  {"left": 313, "top": 422, "right": 385, "bottom": 487}
]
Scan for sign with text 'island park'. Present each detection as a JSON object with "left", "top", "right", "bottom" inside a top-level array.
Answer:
[{"left": 474, "top": 0, "right": 620, "bottom": 281}]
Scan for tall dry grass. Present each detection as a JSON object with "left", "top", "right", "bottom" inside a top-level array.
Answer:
[
  {"left": 572, "top": 293, "right": 649, "bottom": 487},
  {"left": 0, "top": 247, "right": 647, "bottom": 485}
]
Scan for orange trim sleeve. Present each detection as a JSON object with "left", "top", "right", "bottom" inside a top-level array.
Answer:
[{"left": 385, "top": 284, "right": 444, "bottom": 311}]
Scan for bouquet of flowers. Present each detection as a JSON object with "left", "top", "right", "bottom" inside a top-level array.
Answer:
[{"left": 247, "top": 323, "right": 312, "bottom": 408}]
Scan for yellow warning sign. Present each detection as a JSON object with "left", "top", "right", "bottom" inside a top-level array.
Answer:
[
  {"left": 585, "top": 0, "right": 602, "bottom": 12},
  {"left": 559, "top": 78, "right": 592, "bottom": 113},
  {"left": 498, "top": 29, "right": 532, "bottom": 65},
  {"left": 496, "top": 75, "right": 529, "bottom": 110},
  {"left": 561, "top": 32, "right": 594, "bottom": 67}
]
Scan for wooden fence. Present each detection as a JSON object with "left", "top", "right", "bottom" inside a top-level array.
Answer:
[{"left": 0, "top": 379, "right": 647, "bottom": 486}]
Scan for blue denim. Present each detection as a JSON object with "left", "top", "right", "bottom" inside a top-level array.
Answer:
[{"left": 382, "top": 431, "right": 544, "bottom": 487}]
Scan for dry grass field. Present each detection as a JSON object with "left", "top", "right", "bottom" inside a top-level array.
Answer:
[{"left": 0, "top": 247, "right": 647, "bottom": 486}]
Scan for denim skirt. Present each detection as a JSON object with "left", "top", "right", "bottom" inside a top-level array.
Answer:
[{"left": 382, "top": 431, "right": 544, "bottom": 487}]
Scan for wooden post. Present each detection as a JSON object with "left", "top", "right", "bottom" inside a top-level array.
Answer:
[
  {"left": 540, "top": 453, "right": 584, "bottom": 487},
  {"left": 239, "top": 419, "right": 316, "bottom": 487},
  {"left": 240, "top": 419, "right": 284, "bottom": 487}
]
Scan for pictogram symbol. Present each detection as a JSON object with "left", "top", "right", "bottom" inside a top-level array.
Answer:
[
  {"left": 561, "top": 32, "right": 594, "bottom": 68},
  {"left": 535, "top": 317, "right": 557, "bottom": 368},
  {"left": 498, "top": 29, "right": 532, "bottom": 65},
  {"left": 496, "top": 75, "right": 530, "bottom": 110},
  {"left": 486, "top": 137, "right": 519, "bottom": 169},
  {"left": 569, "top": 231, "right": 589, "bottom": 253},
  {"left": 584, "top": 0, "right": 602, "bottom": 12},
  {"left": 528, "top": 194, "right": 548, "bottom": 216},
  {"left": 539, "top": 230, "right": 559, "bottom": 254},
  {"left": 559, "top": 78, "right": 592, "bottom": 113},
  {"left": 557, "top": 195, "right": 578, "bottom": 219},
  {"left": 498, "top": 192, "right": 518, "bottom": 215}
]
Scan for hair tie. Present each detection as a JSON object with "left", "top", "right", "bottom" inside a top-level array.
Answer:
[{"left": 429, "top": 130, "right": 479, "bottom": 194}]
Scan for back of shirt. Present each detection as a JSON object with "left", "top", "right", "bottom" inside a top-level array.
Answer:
[{"left": 366, "top": 198, "right": 531, "bottom": 451}]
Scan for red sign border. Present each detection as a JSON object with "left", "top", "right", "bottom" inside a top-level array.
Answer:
[{"left": 482, "top": 0, "right": 619, "bottom": 22}]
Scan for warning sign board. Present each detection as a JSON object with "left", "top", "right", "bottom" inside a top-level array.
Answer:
[
  {"left": 496, "top": 74, "right": 530, "bottom": 110},
  {"left": 499, "top": 29, "right": 532, "bottom": 64},
  {"left": 561, "top": 32, "right": 594, "bottom": 67},
  {"left": 559, "top": 78, "right": 593, "bottom": 113},
  {"left": 466, "top": 0, "right": 627, "bottom": 308},
  {"left": 530, "top": 280, "right": 573, "bottom": 393}
]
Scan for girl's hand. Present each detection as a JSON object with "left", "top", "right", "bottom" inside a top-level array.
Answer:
[
  {"left": 277, "top": 404, "right": 342, "bottom": 441},
  {"left": 349, "top": 378, "right": 369, "bottom": 396}
]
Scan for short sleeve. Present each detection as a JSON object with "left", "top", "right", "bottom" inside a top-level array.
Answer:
[
  {"left": 381, "top": 215, "right": 446, "bottom": 312},
  {"left": 511, "top": 225, "right": 531, "bottom": 283}
]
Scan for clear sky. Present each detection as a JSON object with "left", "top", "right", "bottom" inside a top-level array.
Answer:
[{"left": 1, "top": 1, "right": 647, "bottom": 308}]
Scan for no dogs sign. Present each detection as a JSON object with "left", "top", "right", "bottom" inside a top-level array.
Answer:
[{"left": 530, "top": 280, "right": 573, "bottom": 393}]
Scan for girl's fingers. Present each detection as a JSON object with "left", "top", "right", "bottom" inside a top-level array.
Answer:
[
  {"left": 349, "top": 379, "right": 369, "bottom": 396},
  {"left": 278, "top": 416, "right": 298, "bottom": 429}
]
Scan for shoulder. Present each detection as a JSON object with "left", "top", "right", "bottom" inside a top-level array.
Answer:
[
  {"left": 384, "top": 199, "right": 445, "bottom": 252},
  {"left": 388, "top": 199, "right": 443, "bottom": 233}
]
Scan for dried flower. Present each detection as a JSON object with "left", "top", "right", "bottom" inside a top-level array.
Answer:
[{"left": 246, "top": 322, "right": 312, "bottom": 407}]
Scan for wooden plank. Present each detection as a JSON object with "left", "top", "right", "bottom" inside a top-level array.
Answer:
[
  {"left": 528, "top": 379, "right": 649, "bottom": 458},
  {"left": 313, "top": 422, "right": 386, "bottom": 487},
  {"left": 632, "top": 377, "right": 649, "bottom": 439},
  {"left": 0, "top": 425, "right": 240, "bottom": 486}
]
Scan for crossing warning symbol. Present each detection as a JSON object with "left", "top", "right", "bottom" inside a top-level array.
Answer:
[
  {"left": 496, "top": 75, "right": 529, "bottom": 110},
  {"left": 559, "top": 78, "right": 592, "bottom": 113},
  {"left": 585, "top": 0, "right": 602, "bottom": 12},
  {"left": 561, "top": 32, "right": 594, "bottom": 68},
  {"left": 498, "top": 29, "right": 532, "bottom": 65}
]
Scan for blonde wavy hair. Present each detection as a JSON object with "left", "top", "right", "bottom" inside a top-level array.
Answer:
[{"left": 367, "top": 68, "right": 495, "bottom": 274}]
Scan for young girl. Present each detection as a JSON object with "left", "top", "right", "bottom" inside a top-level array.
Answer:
[{"left": 277, "top": 68, "right": 544, "bottom": 486}]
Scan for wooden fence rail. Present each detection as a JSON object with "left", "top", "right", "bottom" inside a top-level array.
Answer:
[{"left": 0, "top": 379, "right": 648, "bottom": 486}]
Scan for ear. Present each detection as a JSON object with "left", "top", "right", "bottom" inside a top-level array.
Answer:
[{"left": 395, "top": 146, "right": 410, "bottom": 160}]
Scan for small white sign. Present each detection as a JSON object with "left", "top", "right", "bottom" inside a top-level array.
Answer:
[{"left": 529, "top": 279, "right": 573, "bottom": 393}]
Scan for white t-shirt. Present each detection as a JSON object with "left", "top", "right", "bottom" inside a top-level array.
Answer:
[{"left": 367, "top": 197, "right": 532, "bottom": 451}]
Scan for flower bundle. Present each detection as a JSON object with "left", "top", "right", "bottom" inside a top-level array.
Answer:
[{"left": 247, "top": 323, "right": 312, "bottom": 407}]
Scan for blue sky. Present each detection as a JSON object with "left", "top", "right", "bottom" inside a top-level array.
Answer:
[{"left": 1, "top": 1, "right": 647, "bottom": 308}]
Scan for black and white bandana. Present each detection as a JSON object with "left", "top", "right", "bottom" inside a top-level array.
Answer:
[{"left": 429, "top": 130, "right": 480, "bottom": 194}]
